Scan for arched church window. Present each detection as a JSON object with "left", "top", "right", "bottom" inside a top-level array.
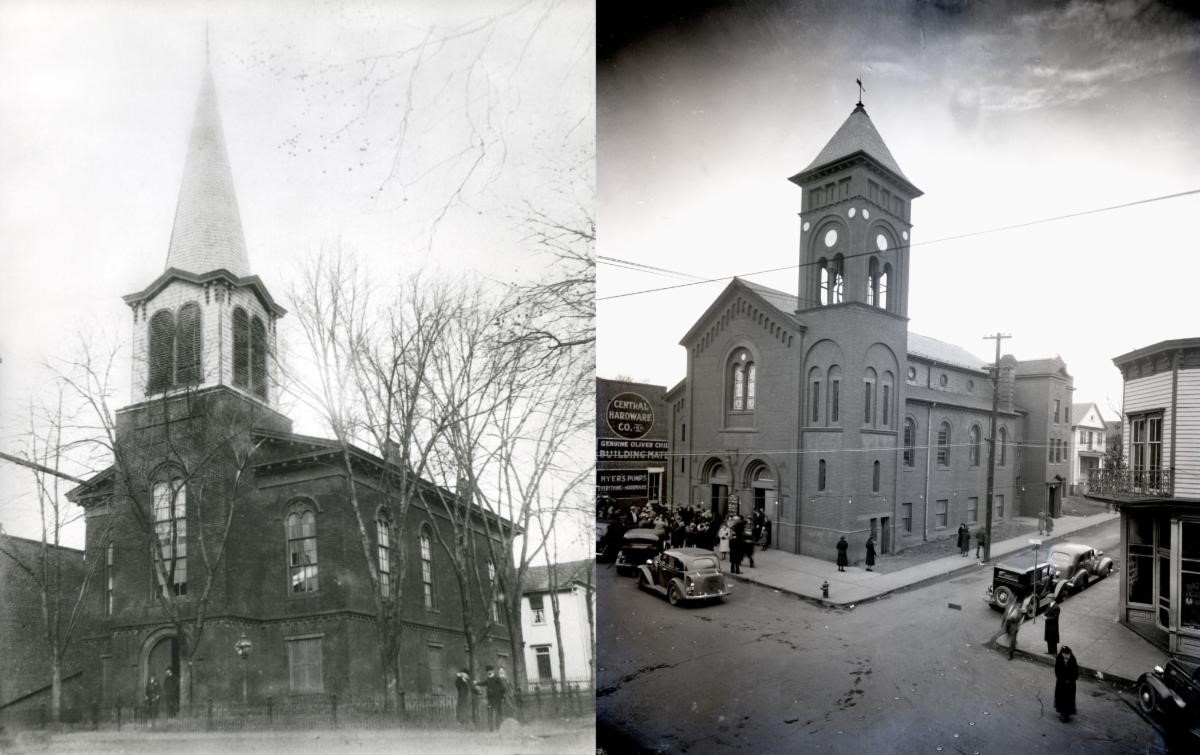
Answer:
[
  {"left": 903, "top": 417, "right": 917, "bottom": 467},
  {"left": 808, "top": 366, "right": 822, "bottom": 425},
  {"left": 873, "top": 460, "right": 881, "bottom": 493},
  {"left": 175, "top": 303, "right": 202, "bottom": 385},
  {"left": 420, "top": 525, "right": 436, "bottom": 611},
  {"left": 729, "top": 350, "right": 755, "bottom": 413},
  {"left": 376, "top": 510, "right": 393, "bottom": 597},
  {"left": 286, "top": 502, "right": 319, "bottom": 594},
  {"left": 233, "top": 307, "right": 269, "bottom": 399},
  {"left": 868, "top": 257, "right": 880, "bottom": 306},
  {"left": 818, "top": 459, "right": 827, "bottom": 491},
  {"left": 999, "top": 427, "right": 1009, "bottom": 466},
  {"left": 937, "top": 422, "right": 952, "bottom": 467},
  {"left": 828, "top": 365, "right": 841, "bottom": 424},
  {"left": 881, "top": 371, "right": 894, "bottom": 427},
  {"left": 880, "top": 264, "right": 891, "bottom": 311},
  {"left": 969, "top": 425, "right": 982, "bottom": 467},
  {"left": 746, "top": 362, "right": 757, "bottom": 410},
  {"left": 863, "top": 367, "right": 877, "bottom": 425},
  {"left": 818, "top": 257, "right": 830, "bottom": 306},
  {"left": 152, "top": 476, "right": 187, "bottom": 597},
  {"left": 148, "top": 310, "right": 175, "bottom": 393}
]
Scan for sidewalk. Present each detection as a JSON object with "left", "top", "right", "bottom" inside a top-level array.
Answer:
[
  {"left": 727, "top": 509, "right": 1167, "bottom": 685},
  {"left": 730, "top": 512, "right": 1120, "bottom": 606}
]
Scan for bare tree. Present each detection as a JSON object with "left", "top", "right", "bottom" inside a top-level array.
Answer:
[{"left": 0, "top": 382, "right": 106, "bottom": 723}]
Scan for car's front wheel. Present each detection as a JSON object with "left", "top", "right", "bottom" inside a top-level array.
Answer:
[
  {"left": 667, "top": 583, "right": 683, "bottom": 606},
  {"left": 1137, "top": 679, "right": 1159, "bottom": 715},
  {"left": 993, "top": 585, "right": 1015, "bottom": 610},
  {"left": 1075, "top": 573, "right": 1088, "bottom": 592}
]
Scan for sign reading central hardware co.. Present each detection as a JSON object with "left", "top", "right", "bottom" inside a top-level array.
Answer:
[{"left": 605, "top": 392, "right": 654, "bottom": 440}]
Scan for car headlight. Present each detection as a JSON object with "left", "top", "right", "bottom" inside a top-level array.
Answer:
[{"left": 685, "top": 576, "right": 695, "bottom": 594}]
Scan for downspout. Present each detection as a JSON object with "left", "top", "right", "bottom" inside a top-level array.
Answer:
[
  {"left": 793, "top": 328, "right": 806, "bottom": 554},
  {"left": 924, "top": 402, "right": 935, "bottom": 542}
]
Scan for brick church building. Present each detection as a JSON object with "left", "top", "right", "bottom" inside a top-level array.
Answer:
[
  {"left": 67, "top": 62, "right": 515, "bottom": 710},
  {"left": 665, "top": 100, "right": 1075, "bottom": 562}
]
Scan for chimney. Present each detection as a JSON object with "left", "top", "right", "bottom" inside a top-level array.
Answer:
[{"left": 998, "top": 355, "right": 1017, "bottom": 413}]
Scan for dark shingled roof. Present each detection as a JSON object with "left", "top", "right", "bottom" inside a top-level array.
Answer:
[
  {"left": 796, "top": 104, "right": 914, "bottom": 186},
  {"left": 740, "top": 279, "right": 800, "bottom": 313},
  {"left": 523, "top": 559, "right": 592, "bottom": 594},
  {"left": 907, "top": 332, "right": 988, "bottom": 372}
]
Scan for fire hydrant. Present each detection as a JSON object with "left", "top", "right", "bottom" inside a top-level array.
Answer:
[{"left": 821, "top": 580, "right": 830, "bottom": 599}]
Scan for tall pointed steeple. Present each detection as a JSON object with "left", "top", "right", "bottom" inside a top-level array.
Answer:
[{"left": 164, "top": 63, "right": 250, "bottom": 277}]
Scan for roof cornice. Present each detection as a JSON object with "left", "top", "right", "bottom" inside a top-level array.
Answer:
[{"left": 123, "top": 267, "right": 287, "bottom": 317}]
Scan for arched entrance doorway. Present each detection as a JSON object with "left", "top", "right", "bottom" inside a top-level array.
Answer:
[
  {"left": 744, "top": 461, "right": 775, "bottom": 514},
  {"left": 703, "top": 460, "right": 731, "bottom": 519},
  {"left": 140, "top": 628, "right": 180, "bottom": 701}
]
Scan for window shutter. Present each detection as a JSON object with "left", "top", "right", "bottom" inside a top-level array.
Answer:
[
  {"left": 232, "top": 308, "right": 249, "bottom": 388},
  {"left": 148, "top": 310, "right": 175, "bottom": 393},
  {"left": 175, "top": 303, "right": 201, "bottom": 385},
  {"left": 251, "top": 316, "right": 268, "bottom": 399}
]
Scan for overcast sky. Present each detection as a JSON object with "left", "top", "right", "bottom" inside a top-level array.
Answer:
[
  {"left": 597, "top": 1, "right": 1200, "bottom": 422},
  {"left": 0, "top": 0, "right": 593, "bottom": 554}
]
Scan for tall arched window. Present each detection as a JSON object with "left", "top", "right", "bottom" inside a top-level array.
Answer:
[
  {"left": 376, "top": 512, "right": 392, "bottom": 597},
  {"left": 903, "top": 417, "right": 917, "bottom": 467},
  {"left": 868, "top": 257, "right": 880, "bottom": 306},
  {"left": 420, "top": 526, "right": 436, "bottom": 610},
  {"left": 863, "top": 368, "right": 877, "bottom": 425},
  {"left": 152, "top": 476, "right": 187, "bottom": 596},
  {"left": 148, "top": 310, "right": 175, "bottom": 393},
  {"left": 175, "top": 303, "right": 202, "bottom": 385},
  {"left": 872, "top": 460, "right": 881, "bottom": 493},
  {"left": 831, "top": 254, "right": 845, "bottom": 303},
  {"left": 286, "top": 503, "right": 319, "bottom": 593},
  {"left": 937, "top": 422, "right": 952, "bottom": 467},
  {"left": 818, "top": 459, "right": 827, "bottom": 491},
  {"left": 881, "top": 371, "right": 894, "bottom": 427},
  {"left": 999, "top": 427, "right": 1008, "bottom": 466},
  {"left": 828, "top": 365, "right": 841, "bottom": 424},
  {"left": 880, "top": 264, "right": 891, "bottom": 310},
  {"left": 104, "top": 541, "right": 115, "bottom": 616},
  {"left": 808, "top": 366, "right": 822, "bottom": 425},
  {"left": 730, "top": 350, "right": 755, "bottom": 413},
  {"left": 969, "top": 425, "right": 982, "bottom": 467},
  {"left": 819, "top": 258, "right": 830, "bottom": 306}
]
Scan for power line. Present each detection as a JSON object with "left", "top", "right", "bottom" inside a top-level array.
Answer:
[
  {"left": 598, "top": 187, "right": 1200, "bottom": 302},
  {"left": 597, "top": 255, "right": 707, "bottom": 281}
]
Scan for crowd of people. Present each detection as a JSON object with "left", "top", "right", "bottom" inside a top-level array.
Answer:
[{"left": 599, "top": 501, "right": 773, "bottom": 570}]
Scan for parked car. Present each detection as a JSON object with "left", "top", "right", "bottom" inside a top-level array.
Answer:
[
  {"left": 1137, "top": 657, "right": 1200, "bottom": 724},
  {"left": 637, "top": 548, "right": 731, "bottom": 606},
  {"left": 984, "top": 561, "right": 1066, "bottom": 616},
  {"left": 1047, "top": 542, "right": 1114, "bottom": 593},
  {"left": 614, "top": 527, "right": 660, "bottom": 576}
]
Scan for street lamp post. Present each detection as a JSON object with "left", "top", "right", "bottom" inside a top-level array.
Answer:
[{"left": 235, "top": 633, "right": 254, "bottom": 705}]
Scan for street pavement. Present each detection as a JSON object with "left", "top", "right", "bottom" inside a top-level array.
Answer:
[
  {"left": 598, "top": 517, "right": 1175, "bottom": 753},
  {"left": 729, "top": 512, "right": 1166, "bottom": 685}
]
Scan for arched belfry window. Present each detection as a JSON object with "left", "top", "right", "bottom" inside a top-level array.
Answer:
[
  {"left": 868, "top": 257, "right": 880, "bottom": 306},
  {"left": 880, "top": 263, "right": 892, "bottom": 311},
  {"left": 233, "top": 306, "right": 269, "bottom": 399},
  {"left": 818, "top": 257, "right": 830, "bottom": 306},
  {"left": 730, "top": 350, "right": 756, "bottom": 412},
  {"left": 286, "top": 502, "right": 318, "bottom": 593},
  {"left": 831, "top": 254, "right": 845, "bottom": 304},
  {"left": 148, "top": 310, "right": 175, "bottom": 393},
  {"left": 147, "top": 304, "right": 203, "bottom": 395}
]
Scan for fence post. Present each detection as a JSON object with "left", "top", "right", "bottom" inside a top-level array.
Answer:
[
  {"left": 330, "top": 692, "right": 338, "bottom": 729},
  {"left": 206, "top": 697, "right": 213, "bottom": 730},
  {"left": 267, "top": 695, "right": 273, "bottom": 726}
]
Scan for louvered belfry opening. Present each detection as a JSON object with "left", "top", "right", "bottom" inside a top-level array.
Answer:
[
  {"left": 232, "top": 306, "right": 268, "bottom": 399},
  {"left": 146, "top": 304, "right": 202, "bottom": 395},
  {"left": 148, "top": 310, "right": 175, "bottom": 393}
]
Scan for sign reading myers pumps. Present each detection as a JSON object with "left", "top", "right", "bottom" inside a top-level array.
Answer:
[{"left": 606, "top": 392, "right": 655, "bottom": 439}]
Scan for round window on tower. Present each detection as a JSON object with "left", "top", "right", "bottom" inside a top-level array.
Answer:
[
  {"left": 876, "top": 234, "right": 888, "bottom": 252},
  {"left": 848, "top": 207, "right": 857, "bottom": 218},
  {"left": 939, "top": 373, "right": 949, "bottom": 387},
  {"left": 902, "top": 230, "right": 909, "bottom": 241},
  {"left": 863, "top": 209, "right": 870, "bottom": 220},
  {"left": 803, "top": 221, "right": 811, "bottom": 232},
  {"left": 824, "top": 229, "right": 838, "bottom": 248}
]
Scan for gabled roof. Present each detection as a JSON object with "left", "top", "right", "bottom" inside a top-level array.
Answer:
[
  {"left": 679, "top": 278, "right": 802, "bottom": 346},
  {"left": 907, "top": 332, "right": 988, "bottom": 372},
  {"left": 790, "top": 104, "right": 920, "bottom": 195},
  {"left": 165, "top": 65, "right": 251, "bottom": 278},
  {"left": 523, "top": 559, "right": 592, "bottom": 594},
  {"left": 1072, "top": 402, "right": 1107, "bottom": 428}
]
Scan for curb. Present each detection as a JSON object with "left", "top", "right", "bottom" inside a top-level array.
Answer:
[
  {"left": 986, "top": 634, "right": 1139, "bottom": 688},
  {"left": 732, "top": 514, "right": 1120, "bottom": 607}
]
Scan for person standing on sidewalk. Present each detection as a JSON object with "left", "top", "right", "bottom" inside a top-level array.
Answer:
[
  {"left": 836, "top": 536, "right": 849, "bottom": 572},
  {"left": 957, "top": 523, "right": 970, "bottom": 557},
  {"left": 741, "top": 518, "right": 756, "bottom": 568},
  {"left": 1044, "top": 599, "right": 1061, "bottom": 655},
  {"left": 1054, "top": 646, "right": 1079, "bottom": 722},
  {"left": 975, "top": 528, "right": 987, "bottom": 559},
  {"left": 763, "top": 517, "right": 772, "bottom": 550},
  {"left": 1002, "top": 599, "right": 1023, "bottom": 660},
  {"left": 729, "top": 520, "right": 744, "bottom": 574},
  {"left": 865, "top": 536, "right": 876, "bottom": 571}
]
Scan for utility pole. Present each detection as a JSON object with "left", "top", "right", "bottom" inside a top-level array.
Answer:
[{"left": 983, "top": 333, "right": 1011, "bottom": 563}]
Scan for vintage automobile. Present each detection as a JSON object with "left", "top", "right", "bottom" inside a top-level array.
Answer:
[
  {"left": 637, "top": 548, "right": 731, "bottom": 606},
  {"left": 984, "top": 561, "right": 1066, "bottom": 616},
  {"left": 1137, "top": 657, "right": 1200, "bottom": 724},
  {"left": 1047, "top": 542, "right": 1114, "bottom": 593},
  {"left": 614, "top": 528, "right": 661, "bottom": 576}
]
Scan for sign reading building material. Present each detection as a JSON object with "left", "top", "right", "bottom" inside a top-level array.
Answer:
[{"left": 606, "top": 392, "right": 654, "bottom": 439}]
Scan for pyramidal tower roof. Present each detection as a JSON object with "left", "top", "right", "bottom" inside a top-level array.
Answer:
[
  {"left": 791, "top": 103, "right": 919, "bottom": 194},
  {"left": 164, "top": 65, "right": 251, "bottom": 278}
]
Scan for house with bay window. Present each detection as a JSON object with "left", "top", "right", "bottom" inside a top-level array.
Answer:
[{"left": 1084, "top": 338, "right": 1200, "bottom": 659}]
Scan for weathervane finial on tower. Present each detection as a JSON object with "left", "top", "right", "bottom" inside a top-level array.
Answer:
[{"left": 856, "top": 77, "right": 865, "bottom": 107}]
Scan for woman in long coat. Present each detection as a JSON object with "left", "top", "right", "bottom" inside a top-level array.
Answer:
[
  {"left": 1044, "top": 600, "right": 1061, "bottom": 655},
  {"left": 957, "top": 523, "right": 970, "bottom": 556},
  {"left": 1054, "top": 646, "right": 1079, "bottom": 721},
  {"left": 836, "top": 536, "right": 849, "bottom": 571},
  {"left": 717, "top": 522, "right": 731, "bottom": 560},
  {"left": 865, "top": 536, "right": 876, "bottom": 571}
]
